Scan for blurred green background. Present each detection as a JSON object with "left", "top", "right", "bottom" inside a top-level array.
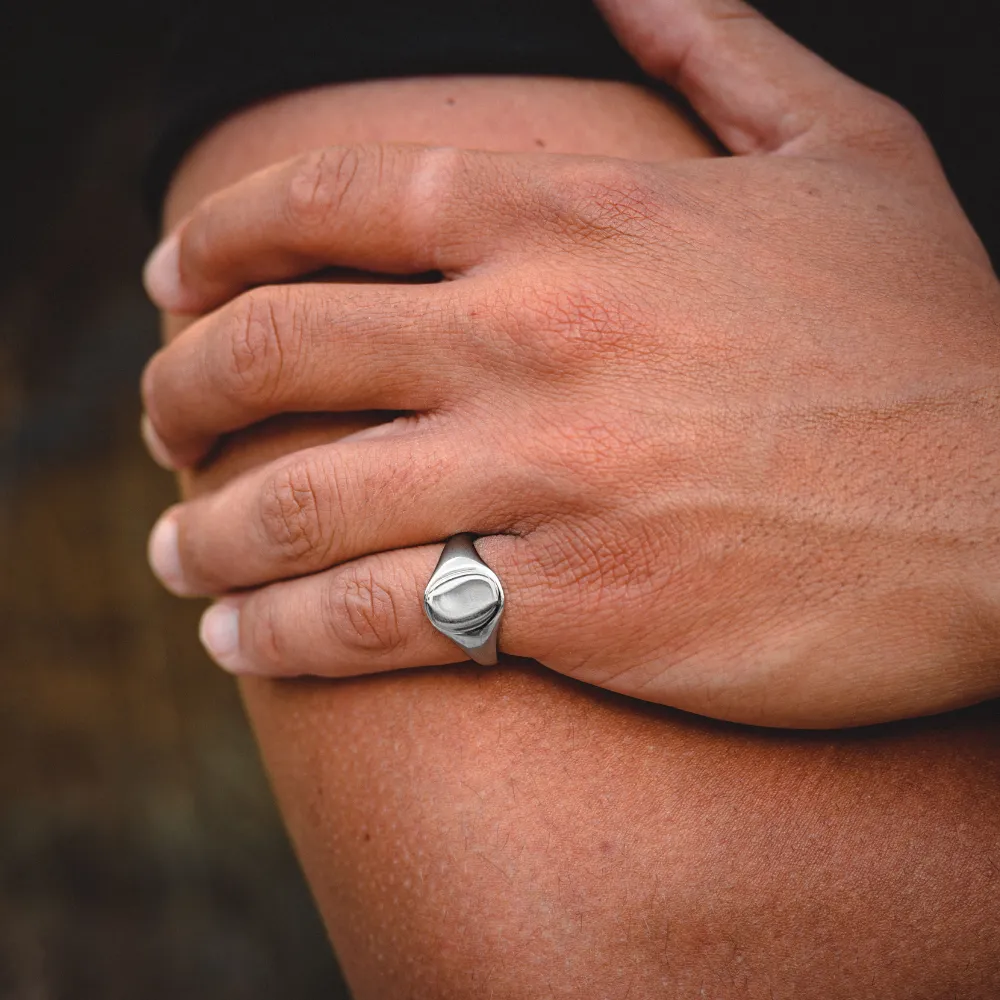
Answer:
[{"left": 0, "top": 7, "right": 345, "bottom": 997}]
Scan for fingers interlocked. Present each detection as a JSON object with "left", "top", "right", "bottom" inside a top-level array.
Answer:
[{"left": 139, "top": 0, "right": 998, "bottom": 728}]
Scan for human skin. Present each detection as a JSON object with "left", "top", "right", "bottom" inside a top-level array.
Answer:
[
  {"left": 155, "top": 75, "right": 1000, "bottom": 998},
  {"left": 146, "top": 2, "right": 1000, "bottom": 729}
]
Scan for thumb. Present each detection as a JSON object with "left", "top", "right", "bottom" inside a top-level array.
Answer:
[{"left": 596, "top": 0, "right": 938, "bottom": 172}]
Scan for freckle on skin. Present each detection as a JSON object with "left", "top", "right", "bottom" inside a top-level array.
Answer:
[
  {"left": 445, "top": 96, "right": 456, "bottom": 106},
  {"left": 535, "top": 138, "right": 546, "bottom": 148}
]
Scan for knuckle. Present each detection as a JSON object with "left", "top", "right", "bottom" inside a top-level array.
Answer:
[
  {"left": 871, "top": 95, "right": 926, "bottom": 138},
  {"left": 411, "top": 144, "right": 467, "bottom": 199},
  {"left": 508, "top": 527, "right": 613, "bottom": 663},
  {"left": 555, "top": 160, "right": 661, "bottom": 245},
  {"left": 850, "top": 94, "right": 931, "bottom": 157},
  {"left": 530, "top": 516, "right": 660, "bottom": 617},
  {"left": 323, "top": 564, "right": 406, "bottom": 655},
  {"left": 407, "top": 145, "right": 476, "bottom": 265},
  {"left": 215, "top": 288, "right": 294, "bottom": 404},
  {"left": 258, "top": 456, "right": 336, "bottom": 567},
  {"left": 285, "top": 145, "right": 368, "bottom": 231},
  {"left": 503, "top": 271, "right": 650, "bottom": 371}
]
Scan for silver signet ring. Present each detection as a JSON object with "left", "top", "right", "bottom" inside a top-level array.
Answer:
[{"left": 423, "top": 534, "right": 504, "bottom": 666}]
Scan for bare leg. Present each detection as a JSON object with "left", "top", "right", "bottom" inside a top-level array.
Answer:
[{"left": 161, "top": 77, "right": 1000, "bottom": 999}]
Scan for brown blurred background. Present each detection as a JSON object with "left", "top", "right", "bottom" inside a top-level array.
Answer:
[
  {"left": 0, "top": 3, "right": 995, "bottom": 998},
  {"left": 0, "top": 7, "right": 346, "bottom": 997}
]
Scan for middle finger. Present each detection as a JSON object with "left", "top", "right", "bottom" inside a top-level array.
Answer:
[{"left": 142, "top": 279, "right": 471, "bottom": 468}]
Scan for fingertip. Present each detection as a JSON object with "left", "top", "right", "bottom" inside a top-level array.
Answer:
[
  {"left": 143, "top": 232, "right": 185, "bottom": 311},
  {"left": 140, "top": 413, "right": 177, "bottom": 471},
  {"left": 199, "top": 601, "right": 249, "bottom": 674},
  {"left": 148, "top": 509, "right": 195, "bottom": 596}
]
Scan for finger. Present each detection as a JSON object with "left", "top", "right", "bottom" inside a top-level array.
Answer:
[
  {"left": 144, "top": 142, "right": 520, "bottom": 315},
  {"left": 147, "top": 430, "right": 526, "bottom": 597},
  {"left": 196, "top": 536, "right": 537, "bottom": 678},
  {"left": 141, "top": 280, "right": 466, "bottom": 469},
  {"left": 596, "top": 0, "right": 941, "bottom": 173}
]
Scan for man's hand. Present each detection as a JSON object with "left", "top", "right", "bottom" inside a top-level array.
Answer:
[{"left": 141, "top": 0, "right": 1000, "bottom": 728}]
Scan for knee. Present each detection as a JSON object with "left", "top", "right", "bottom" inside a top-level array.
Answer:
[{"left": 252, "top": 671, "right": 1000, "bottom": 999}]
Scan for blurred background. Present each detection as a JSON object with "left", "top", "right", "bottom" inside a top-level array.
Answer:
[
  {"left": 0, "top": 6, "right": 346, "bottom": 998},
  {"left": 0, "top": 3, "right": 995, "bottom": 998}
]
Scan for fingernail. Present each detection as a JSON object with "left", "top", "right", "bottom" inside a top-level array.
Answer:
[
  {"left": 143, "top": 232, "right": 183, "bottom": 310},
  {"left": 147, "top": 511, "right": 191, "bottom": 595},
  {"left": 199, "top": 602, "right": 245, "bottom": 672},
  {"left": 140, "top": 414, "right": 176, "bottom": 470}
]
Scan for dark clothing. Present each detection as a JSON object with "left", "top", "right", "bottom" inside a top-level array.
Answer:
[
  {"left": 147, "top": 0, "right": 997, "bottom": 260},
  {"left": 147, "top": 0, "right": 645, "bottom": 210}
]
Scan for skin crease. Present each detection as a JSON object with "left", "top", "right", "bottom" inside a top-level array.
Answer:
[
  {"left": 160, "top": 78, "right": 1000, "bottom": 998},
  {"left": 143, "top": 16, "right": 1000, "bottom": 727}
]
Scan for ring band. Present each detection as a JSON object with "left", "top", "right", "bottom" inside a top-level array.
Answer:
[{"left": 423, "top": 534, "right": 504, "bottom": 666}]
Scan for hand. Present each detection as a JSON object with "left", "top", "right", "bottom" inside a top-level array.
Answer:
[{"left": 141, "top": 0, "right": 1000, "bottom": 728}]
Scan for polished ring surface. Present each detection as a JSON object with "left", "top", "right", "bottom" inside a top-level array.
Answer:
[{"left": 424, "top": 534, "right": 504, "bottom": 666}]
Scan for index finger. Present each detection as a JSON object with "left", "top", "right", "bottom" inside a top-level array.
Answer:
[{"left": 144, "top": 143, "right": 508, "bottom": 314}]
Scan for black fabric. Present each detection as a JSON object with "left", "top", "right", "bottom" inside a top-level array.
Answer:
[
  {"left": 146, "top": 0, "right": 649, "bottom": 212},
  {"left": 147, "top": 0, "right": 997, "bottom": 261}
]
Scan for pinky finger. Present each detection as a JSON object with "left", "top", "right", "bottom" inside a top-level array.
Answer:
[{"left": 198, "top": 537, "right": 531, "bottom": 679}]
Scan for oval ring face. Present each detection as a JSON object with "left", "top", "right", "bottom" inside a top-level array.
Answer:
[
  {"left": 425, "top": 571, "right": 502, "bottom": 633},
  {"left": 423, "top": 535, "right": 504, "bottom": 665}
]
